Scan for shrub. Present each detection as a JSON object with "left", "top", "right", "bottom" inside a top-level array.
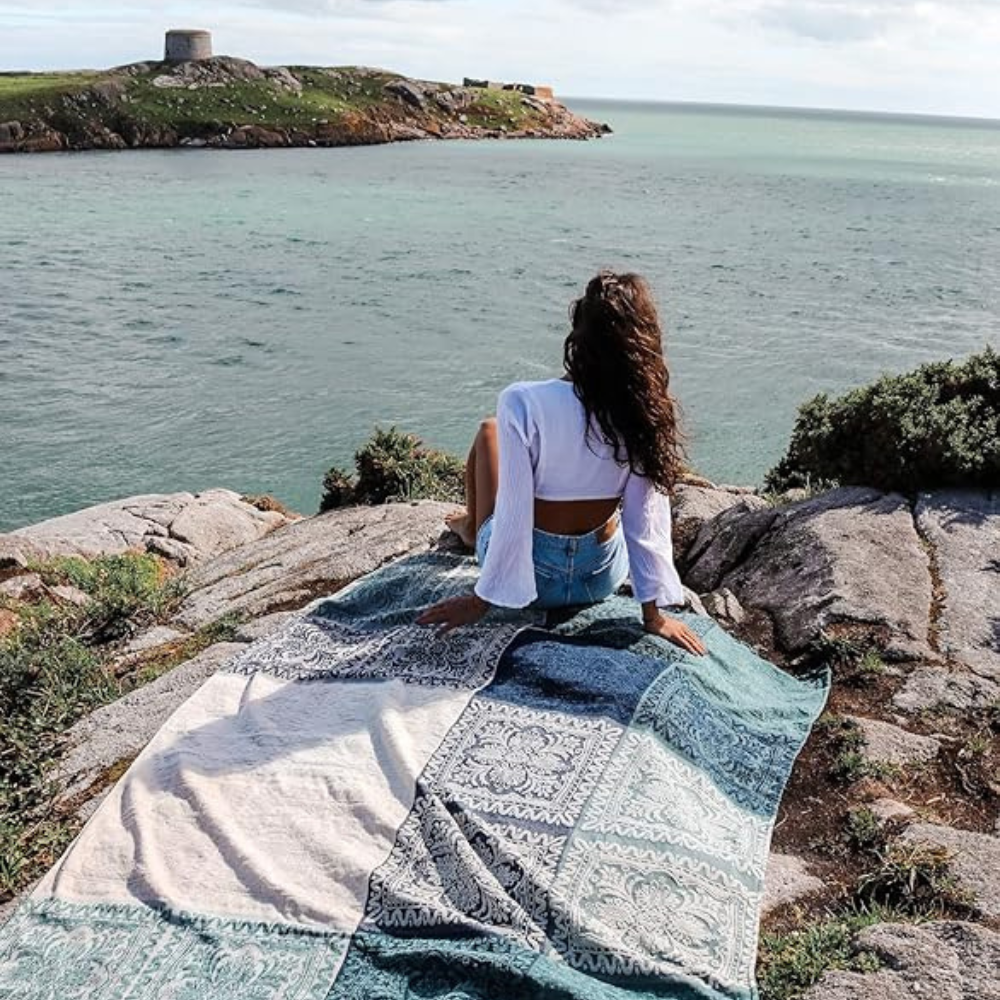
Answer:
[
  {"left": 765, "top": 347, "right": 1000, "bottom": 493},
  {"left": 320, "top": 427, "right": 465, "bottom": 512}
]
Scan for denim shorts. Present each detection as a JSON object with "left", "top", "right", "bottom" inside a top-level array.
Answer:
[{"left": 475, "top": 513, "right": 630, "bottom": 610}]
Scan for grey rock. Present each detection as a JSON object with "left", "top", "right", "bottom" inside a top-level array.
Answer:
[
  {"left": 762, "top": 852, "right": 825, "bottom": 913},
  {"left": 672, "top": 484, "right": 766, "bottom": 569},
  {"left": 121, "top": 625, "right": 190, "bottom": 655},
  {"left": 0, "top": 534, "right": 46, "bottom": 571},
  {"left": 5, "top": 488, "right": 293, "bottom": 566},
  {"left": 804, "top": 921, "right": 1000, "bottom": 1000},
  {"left": 723, "top": 488, "right": 933, "bottom": 656},
  {"left": 262, "top": 66, "right": 302, "bottom": 94},
  {"left": 869, "top": 798, "right": 916, "bottom": 824},
  {"left": 385, "top": 79, "right": 426, "bottom": 107},
  {"left": 174, "top": 500, "right": 458, "bottom": 630},
  {"left": 702, "top": 587, "right": 746, "bottom": 625},
  {"left": 894, "top": 665, "right": 1000, "bottom": 713},
  {"left": 848, "top": 715, "right": 940, "bottom": 767},
  {"left": 152, "top": 74, "right": 186, "bottom": 89},
  {"left": 0, "top": 573, "right": 44, "bottom": 601},
  {"left": 0, "top": 120, "right": 24, "bottom": 146},
  {"left": 684, "top": 501, "right": 777, "bottom": 593},
  {"left": 54, "top": 642, "right": 245, "bottom": 811},
  {"left": 916, "top": 490, "right": 1000, "bottom": 680},
  {"left": 901, "top": 823, "right": 1000, "bottom": 918},
  {"left": 233, "top": 611, "right": 297, "bottom": 642},
  {"left": 49, "top": 584, "right": 90, "bottom": 606}
]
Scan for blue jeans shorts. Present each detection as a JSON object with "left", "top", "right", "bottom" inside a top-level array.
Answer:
[{"left": 475, "top": 513, "right": 630, "bottom": 610}]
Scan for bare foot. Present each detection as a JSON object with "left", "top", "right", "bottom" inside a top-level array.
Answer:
[{"left": 445, "top": 510, "right": 476, "bottom": 549}]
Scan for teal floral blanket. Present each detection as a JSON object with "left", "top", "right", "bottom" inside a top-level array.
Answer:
[{"left": 0, "top": 553, "right": 828, "bottom": 999}]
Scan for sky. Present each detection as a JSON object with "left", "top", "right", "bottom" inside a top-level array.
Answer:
[{"left": 2, "top": 0, "right": 999, "bottom": 119}]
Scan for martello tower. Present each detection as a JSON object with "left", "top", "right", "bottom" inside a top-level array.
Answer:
[{"left": 164, "top": 29, "right": 213, "bottom": 63}]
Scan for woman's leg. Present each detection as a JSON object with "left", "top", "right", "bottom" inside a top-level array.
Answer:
[{"left": 445, "top": 417, "right": 500, "bottom": 548}]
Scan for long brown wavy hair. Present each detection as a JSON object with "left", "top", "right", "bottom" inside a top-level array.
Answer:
[{"left": 563, "top": 271, "right": 684, "bottom": 493}]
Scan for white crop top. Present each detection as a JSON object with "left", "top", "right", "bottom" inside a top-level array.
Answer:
[{"left": 474, "top": 378, "right": 685, "bottom": 609}]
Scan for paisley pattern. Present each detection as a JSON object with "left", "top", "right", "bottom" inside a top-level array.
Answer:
[
  {"left": 580, "top": 731, "right": 771, "bottom": 880},
  {"left": 0, "top": 899, "right": 344, "bottom": 1000},
  {"left": 421, "top": 699, "right": 621, "bottom": 826},
  {"left": 226, "top": 615, "right": 523, "bottom": 688},
  {"left": 551, "top": 840, "right": 758, "bottom": 989},
  {"left": 365, "top": 792, "right": 564, "bottom": 946},
  {"left": 227, "top": 551, "right": 540, "bottom": 685},
  {"left": 630, "top": 666, "right": 800, "bottom": 816}
]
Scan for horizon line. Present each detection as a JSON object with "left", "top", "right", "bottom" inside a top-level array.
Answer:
[{"left": 563, "top": 95, "right": 1000, "bottom": 128}]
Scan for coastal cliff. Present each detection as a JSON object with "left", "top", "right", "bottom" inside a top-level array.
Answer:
[{"left": 0, "top": 57, "right": 608, "bottom": 153}]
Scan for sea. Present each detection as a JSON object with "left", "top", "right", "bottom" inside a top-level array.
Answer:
[{"left": 2, "top": 99, "right": 999, "bottom": 531}]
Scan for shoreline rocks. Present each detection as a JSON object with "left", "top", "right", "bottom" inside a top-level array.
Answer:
[{"left": 1, "top": 489, "right": 295, "bottom": 567}]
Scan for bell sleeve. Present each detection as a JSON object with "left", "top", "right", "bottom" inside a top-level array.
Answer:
[
  {"left": 473, "top": 386, "right": 538, "bottom": 608},
  {"left": 621, "top": 472, "right": 685, "bottom": 607}
]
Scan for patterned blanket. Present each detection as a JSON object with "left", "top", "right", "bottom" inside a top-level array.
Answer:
[{"left": 0, "top": 553, "right": 828, "bottom": 1000}]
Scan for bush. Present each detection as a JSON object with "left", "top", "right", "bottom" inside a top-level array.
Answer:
[
  {"left": 320, "top": 427, "right": 465, "bottom": 512},
  {"left": 765, "top": 347, "right": 1000, "bottom": 493}
]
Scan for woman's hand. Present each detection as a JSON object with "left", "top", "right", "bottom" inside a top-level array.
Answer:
[
  {"left": 416, "top": 593, "right": 490, "bottom": 635},
  {"left": 643, "top": 612, "right": 707, "bottom": 656}
]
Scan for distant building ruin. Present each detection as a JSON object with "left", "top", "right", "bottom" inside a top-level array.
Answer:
[
  {"left": 164, "top": 29, "right": 213, "bottom": 63},
  {"left": 464, "top": 77, "right": 554, "bottom": 99}
]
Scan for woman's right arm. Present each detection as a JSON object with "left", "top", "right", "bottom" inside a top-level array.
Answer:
[
  {"left": 641, "top": 599, "right": 706, "bottom": 656},
  {"left": 622, "top": 473, "right": 706, "bottom": 656}
]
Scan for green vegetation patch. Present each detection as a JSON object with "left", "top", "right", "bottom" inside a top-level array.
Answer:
[
  {"left": 766, "top": 346, "right": 1000, "bottom": 494},
  {"left": 0, "top": 72, "right": 99, "bottom": 120},
  {"left": 321, "top": 426, "right": 465, "bottom": 511},
  {"left": 757, "top": 908, "right": 887, "bottom": 1000},
  {"left": 0, "top": 552, "right": 232, "bottom": 902}
]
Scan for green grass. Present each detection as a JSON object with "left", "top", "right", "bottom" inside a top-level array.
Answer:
[
  {"left": 0, "top": 553, "right": 221, "bottom": 901},
  {"left": 757, "top": 907, "right": 889, "bottom": 1000},
  {"left": 0, "top": 72, "right": 99, "bottom": 120},
  {"left": 856, "top": 842, "right": 973, "bottom": 915}
]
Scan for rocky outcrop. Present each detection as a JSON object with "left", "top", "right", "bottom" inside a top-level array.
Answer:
[
  {"left": 915, "top": 490, "right": 1000, "bottom": 681},
  {"left": 684, "top": 487, "right": 935, "bottom": 658},
  {"left": 893, "top": 664, "right": 1000, "bottom": 713},
  {"left": 0, "top": 60, "right": 608, "bottom": 155},
  {"left": 174, "top": 499, "right": 457, "bottom": 629},
  {"left": 847, "top": 716, "right": 941, "bottom": 768},
  {"left": 804, "top": 921, "right": 1000, "bottom": 1000},
  {"left": 2, "top": 489, "right": 294, "bottom": 566},
  {"left": 762, "top": 853, "right": 825, "bottom": 913},
  {"left": 671, "top": 483, "right": 764, "bottom": 570}
]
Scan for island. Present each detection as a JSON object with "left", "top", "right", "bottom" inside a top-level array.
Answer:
[{"left": 0, "top": 29, "right": 609, "bottom": 154}]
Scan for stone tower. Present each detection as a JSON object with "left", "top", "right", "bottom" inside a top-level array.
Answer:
[{"left": 164, "top": 29, "right": 213, "bottom": 63}]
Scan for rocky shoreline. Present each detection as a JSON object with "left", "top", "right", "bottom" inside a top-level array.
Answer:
[
  {"left": 1, "top": 483, "right": 997, "bottom": 997},
  {"left": 0, "top": 57, "right": 608, "bottom": 154}
]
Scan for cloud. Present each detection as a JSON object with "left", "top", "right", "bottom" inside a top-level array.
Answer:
[{"left": 751, "top": 0, "right": 997, "bottom": 44}]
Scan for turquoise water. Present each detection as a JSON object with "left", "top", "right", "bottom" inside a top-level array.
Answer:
[{"left": 2, "top": 100, "right": 999, "bottom": 531}]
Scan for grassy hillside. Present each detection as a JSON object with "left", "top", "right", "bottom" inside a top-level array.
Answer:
[{"left": 0, "top": 60, "right": 602, "bottom": 152}]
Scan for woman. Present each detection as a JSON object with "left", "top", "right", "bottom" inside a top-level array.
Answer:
[{"left": 417, "top": 271, "right": 706, "bottom": 657}]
